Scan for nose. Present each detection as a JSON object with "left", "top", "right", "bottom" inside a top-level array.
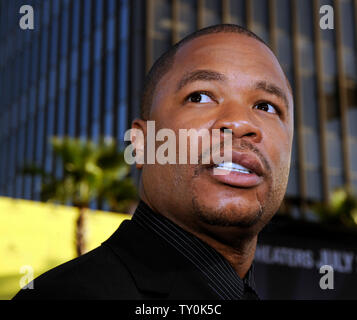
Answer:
[{"left": 212, "top": 103, "right": 263, "bottom": 143}]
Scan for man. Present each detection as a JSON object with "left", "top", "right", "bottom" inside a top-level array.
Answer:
[{"left": 14, "top": 24, "right": 293, "bottom": 300}]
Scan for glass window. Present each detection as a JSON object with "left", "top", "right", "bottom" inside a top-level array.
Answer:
[
  {"left": 29, "top": 86, "right": 37, "bottom": 116},
  {"left": 119, "top": 41, "right": 128, "bottom": 103},
  {"left": 251, "top": 0, "right": 269, "bottom": 43},
  {"left": 107, "top": 0, "right": 116, "bottom": 17},
  {"left": 30, "top": 37, "right": 39, "bottom": 85},
  {"left": 52, "top": 0, "right": 60, "bottom": 16},
  {"left": 340, "top": 0, "right": 356, "bottom": 48},
  {"left": 303, "top": 127, "right": 320, "bottom": 166},
  {"left": 26, "top": 116, "right": 34, "bottom": 164},
  {"left": 228, "top": 0, "right": 245, "bottom": 26},
  {"left": 83, "top": 0, "right": 92, "bottom": 38},
  {"left": 94, "top": 28, "right": 103, "bottom": 62},
  {"left": 92, "top": 121, "right": 100, "bottom": 141},
  {"left": 47, "top": 100, "right": 55, "bottom": 144},
  {"left": 305, "top": 168, "right": 323, "bottom": 200},
  {"left": 321, "top": 41, "right": 337, "bottom": 78},
  {"left": 60, "top": 9, "right": 69, "bottom": 58},
  {"left": 8, "top": 134, "right": 16, "bottom": 195},
  {"left": 105, "top": 53, "right": 114, "bottom": 111},
  {"left": 70, "top": 50, "right": 78, "bottom": 82},
  {"left": 118, "top": 103, "right": 127, "bottom": 145},
  {"left": 39, "top": 77, "right": 47, "bottom": 108},
  {"left": 20, "top": 50, "right": 29, "bottom": 95},
  {"left": 82, "top": 40, "right": 90, "bottom": 72},
  {"left": 301, "top": 76, "right": 318, "bottom": 128},
  {"left": 152, "top": 0, "right": 172, "bottom": 62},
  {"left": 298, "top": 38, "right": 316, "bottom": 72},
  {"left": 49, "top": 68, "right": 57, "bottom": 100},
  {"left": 277, "top": 32, "right": 293, "bottom": 70},
  {"left": 350, "top": 137, "right": 357, "bottom": 172},
  {"left": 324, "top": 80, "right": 340, "bottom": 132},
  {"left": 343, "top": 49, "right": 357, "bottom": 80},
  {"left": 178, "top": 0, "right": 197, "bottom": 40},
  {"left": 95, "top": 0, "right": 103, "bottom": 27},
  {"left": 106, "top": 18, "right": 115, "bottom": 52},
  {"left": 328, "top": 173, "right": 344, "bottom": 193},
  {"left": 104, "top": 112, "right": 113, "bottom": 137},
  {"left": 11, "top": 102, "right": 18, "bottom": 130},
  {"left": 36, "top": 109, "right": 45, "bottom": 162},
  {"left": 347, "top": 84, "right": 357, "bottom": 136},
  {"left": 16, "top": 127, "right": 25, "bottom": 197},
  {"left": 80, "top": 74, "right": 89, "bottom": 135},
  {"left": 50, "top": 18, "right": 59, "bottom": 67},
  {"left": 42, "top": 0, "right": 50, "bottom": 26},
  {"left": 119, "top": 0, "right": 129, "bottom": 41},
  {"left": 59, "top": 59, "right": 67, "bottom": 91},
  {"left": 202, "top": 0, "right": 222, "bottom": 27},
  {"left": 57, "top": 93, "right": 66, "bottom": 136},
  {"left": 275, "top": 0, "right": 291, "bottom": 30},
  {"left": 326, "top": 132, "right": 344, "bottom": 170},
  {"left": 297, "top": 0, "right": 313, "bottom": 37},
  {"left": 72, "top": 0, "right": 81, "bottom": 48},
  {"left": 347, "top": 84, "right": 357, "bottom": 173},
  {"left": 93, "top": 63, "right": 101, "bottom": 120},
  {"left": 20, "top": 96, "right": 27, "bottom": 125},
  {"left": 40, "top": 28, "right": 49, "bottom": 76},
  {"left": 68, "top": 84, "right": 77, "bottom": 137}
]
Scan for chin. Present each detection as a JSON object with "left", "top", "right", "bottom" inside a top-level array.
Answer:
[{"left": 191, "top": 192, "right": 265, "bottom": 229}]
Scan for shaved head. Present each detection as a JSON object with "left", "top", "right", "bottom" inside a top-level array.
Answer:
[{"left": 140, "top": 24, "right": 291, "bottom": 119}]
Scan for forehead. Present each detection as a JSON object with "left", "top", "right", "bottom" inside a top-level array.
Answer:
[{"left": 155, "top": 33, "right": 292, "bottom": 105}]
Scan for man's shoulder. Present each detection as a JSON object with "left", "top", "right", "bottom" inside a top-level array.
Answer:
[
  {"left": 12, "top": 218, "right": 208, "bottom": 300},
  {"left": 13, "top": 222, "right": 140, "bottom": 300}
]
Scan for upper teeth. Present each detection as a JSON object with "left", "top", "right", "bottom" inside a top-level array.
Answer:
[{"left": 215, "top": 162, "right": 252, "bottom": 174}]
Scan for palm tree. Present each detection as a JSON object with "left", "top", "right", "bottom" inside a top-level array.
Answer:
[
  {"left": 312, "top": 187, "right": 357, "bottom": 229},
  {"left": 21, "top": 136, "right": 137, "bottom": 256}
]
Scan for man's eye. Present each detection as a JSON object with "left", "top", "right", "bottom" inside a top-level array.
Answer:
[
  {"left": 187, "top": 92, "right": 213, "bottom": 103},
  {"left": 253, "top": 102, "right": 278, "bottom": 114}
]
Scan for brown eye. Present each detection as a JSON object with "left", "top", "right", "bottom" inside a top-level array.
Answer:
[
  {"left": 254, "top": 102, "right": 278, "bottom": 114},
  {"left": 187, "top": 92, "right": 213, "bottom": 103}
]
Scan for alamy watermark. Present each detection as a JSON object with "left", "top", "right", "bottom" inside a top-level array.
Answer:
[
  {"left": 19, "top": 5, "right": 34, "bottom": 30},
  {"left": 18, "top": 4, "right": 334, "bottom": 31},
  {"left": 19, "top": 265, "right": 34, "bottom": 289},
  {"left": 319, "top": 265, "right": 334, "bottom": 290},
  {"left": 124, "top": 121, "right": 237, "bottom": 175},
  {"left": 320, "top": 5, "right": 334, "bottom": 30}
]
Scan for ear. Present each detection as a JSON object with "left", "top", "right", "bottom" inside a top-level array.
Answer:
[{"left": 131, "top": 119, "right": 147, "bottom": 169}]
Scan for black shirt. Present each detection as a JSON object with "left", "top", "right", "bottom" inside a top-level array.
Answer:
[{"left": 132, "top": 200, "right": 259, "bottom": 300}]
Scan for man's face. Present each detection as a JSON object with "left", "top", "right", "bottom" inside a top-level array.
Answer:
[{"left": 137, "top": 33, "right": 294, "bottom": 236}]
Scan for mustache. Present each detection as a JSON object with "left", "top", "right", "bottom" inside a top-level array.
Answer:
[{"left": 196, "top": 139, "right": 272, "bottom": 176}]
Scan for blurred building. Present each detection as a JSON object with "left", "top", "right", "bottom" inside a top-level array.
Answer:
[{"left": 0, "top": 0, "right": 357, "bottom": 217}]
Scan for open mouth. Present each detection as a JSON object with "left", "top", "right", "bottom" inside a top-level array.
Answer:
[
  {"left": 207, "top": 151, "right": 265, "bottom": 188},
  {"left": 214, "top": 161, "right": 253, "bottom": 174}
]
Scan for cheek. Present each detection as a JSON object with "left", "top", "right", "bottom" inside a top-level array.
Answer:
[{"left": 265, "top": 128, "right": 292, "bottom": 186}]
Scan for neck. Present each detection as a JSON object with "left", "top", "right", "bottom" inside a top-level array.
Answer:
[
  {"left": 185, "top": 226, "right": 258, "bottom": 278},
  {"left": 139, "top": 193, "right": 258, "bottom": 279}
]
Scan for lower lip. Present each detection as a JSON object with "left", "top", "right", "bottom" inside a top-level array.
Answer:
[{"left": 210, "top": 167, "right": 262, "bottom": 188}]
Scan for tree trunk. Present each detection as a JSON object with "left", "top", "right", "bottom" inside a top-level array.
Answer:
[{"left": 75, "top": 207, "right": 87, "bottom": 256}]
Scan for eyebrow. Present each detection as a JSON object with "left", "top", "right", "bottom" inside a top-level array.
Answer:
[
  {"left": 176, "top": 70, "right": 290, "bottom": 110},
  {"left": 176, "top": 69, "right": 227, "bottom": 92},
  {"left": 254, "top": 81, "right": 289, "bottom": 111}
]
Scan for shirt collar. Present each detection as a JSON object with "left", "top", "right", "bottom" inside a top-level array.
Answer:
[{"left": 132, "top": 200, "right": 259, "bottom": 300}]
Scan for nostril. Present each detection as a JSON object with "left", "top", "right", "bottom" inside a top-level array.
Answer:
[{"left": 245, "top": 132, "right": 256, "bottom": 137}]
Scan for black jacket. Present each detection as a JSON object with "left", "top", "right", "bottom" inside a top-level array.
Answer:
[{"left": 13, "top": 218, "right": 219, "bottom": 300}]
